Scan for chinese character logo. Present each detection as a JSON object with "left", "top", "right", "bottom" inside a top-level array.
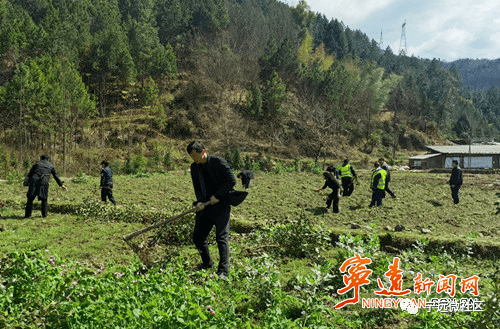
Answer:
[{"left": 335, "top": 254, "right": 373, "bottom": 309}]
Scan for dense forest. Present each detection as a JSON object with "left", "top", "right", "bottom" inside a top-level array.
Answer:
[
  {"left": 1, "top": 0, "right": 500, "bottom": 173},
  {"left": 443, "top": 58, "right": 500, "bottom": 90}
]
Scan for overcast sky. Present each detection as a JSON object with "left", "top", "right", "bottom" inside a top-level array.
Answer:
[{"left": 281, "top": 0, "right": 500, "bottom": 62}]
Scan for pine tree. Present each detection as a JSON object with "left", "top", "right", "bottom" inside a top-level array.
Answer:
[
  {"left": 264, "top": 71, "right": 287, "bottom": 117},
  {"left": 247, "top": 84, "right": 262, "bottom": 115}
]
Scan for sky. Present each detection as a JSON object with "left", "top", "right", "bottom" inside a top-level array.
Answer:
[{"left": 281, "top": 0, "right": 500, "bottom": 62}]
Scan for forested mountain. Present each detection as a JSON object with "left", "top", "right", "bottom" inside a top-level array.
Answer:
[
  {"left": 1, "top": 0, "right": 500, "bottom": 173},
  {"left": 442, "top": 58, "right": 500, "bottom": 90}
]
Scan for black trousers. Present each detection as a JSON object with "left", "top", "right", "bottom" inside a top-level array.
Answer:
[
  {"left": 341, "top": 177, "right": 354, "bottom": 196},
  {"left": 101, "top": 188, "right": 116, "bottom": 205},
  {"left": 192, "top": 203, "right": 231, "bottom": 274},
  {"left": 385, "top": 182, "right": 396, "bottom": 197},
  {"left": 451, "top": 185, "right": 460, "bottom": 204},
  {"left": 25, "top": 195, "right": 48, "bottom": 218},
  {"left": 326, "top": 193, "right": 339, "bottom": 213},
  {"left": 241, "top": 178, "right": 251, "bottom": 189},
  {"left": 369, "top": 189, "right": 386, "bottom": 207}
]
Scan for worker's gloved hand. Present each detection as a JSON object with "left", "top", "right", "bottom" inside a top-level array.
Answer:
[{"left": 210, "top": 195, "right": 219, "bottom": 205}]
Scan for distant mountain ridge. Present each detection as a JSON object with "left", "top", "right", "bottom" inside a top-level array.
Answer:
[{"left": 442, "top": 58, "right": 500, "bottom": 90}]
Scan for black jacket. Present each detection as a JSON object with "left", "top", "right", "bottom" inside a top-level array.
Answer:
[
  {"left": 239, "top": 170, "right": 254, "bottom": 182},
  {"left": 26, "top": 160, "right": 64, "bottom": 199},
  {"left": 326, "top": 165, "right": 340, "bottom": 179},
  {"left": 100, "top": 166, "right": 113, "bottom": 188},
  {"left": 322, "top": 178, "right": 340, "bottom": 193},
  {"left": 449, "top": 167, "right": 463, "bottom": 186},
  {"left": 191, "top": 155, "right": 236, "bottom": 204}
]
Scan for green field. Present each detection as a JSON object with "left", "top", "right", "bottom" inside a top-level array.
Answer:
[{"left": 0, "top": 171, "right": 499, "bottom": 328}]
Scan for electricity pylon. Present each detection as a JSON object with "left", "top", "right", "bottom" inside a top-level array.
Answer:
[{"left": 398, "top": 19, "right": 407, "bottom": 56}]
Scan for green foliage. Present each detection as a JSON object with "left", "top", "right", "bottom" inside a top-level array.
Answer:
[
  {"left": 162, "top": 152, "right": 174, "bottom": 170},
  {"left": 224, "top": 148, "right": 244, "bottom": 170},
  {"left": 246, "top": 84, "right": 262, "bottom": 115},
  {"left": 151, "top": 43, "right": 177, "bottom": 79},
  {"left": 6, "top": 170, "right": 22, "bottom": 184},
  {"left": 124, "top": 155, "right": 148, "bottom": 174},
  {"left": 71, "top": 172, "right": 90, "bottom": 184},
  {"left": 22, "top": 157, "right": 32, "bottom": 172},
  {"left": 141, "top": 77, "right": 160, "bottom": 106},
  {"left": 274, "top": 161, "right": 285, "bottom": 174},
  {"left": 251, "top": 218, "right": 331, "bottom": 259},
  {"left": 231, "top": 147, "right": 244, "bottom": 170},
  {"left": 305, "top": 161, "right": 322, "bottom": 174},
  {"left": 2, "top": 55, "right": 96, "bottom": 150},
  {"left": 108, "top": 159, "right": 123, "bottom": 175},
  {"left": 263, "top": 71, "right": 288, "bottom": 116}
]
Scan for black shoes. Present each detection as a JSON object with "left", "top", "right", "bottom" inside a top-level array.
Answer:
[
  {"left": 216, "top": 271, "right": 228, "bottom": 278},
  {"left": 194, "top": 263, "right": 214, "bottom": 272}
]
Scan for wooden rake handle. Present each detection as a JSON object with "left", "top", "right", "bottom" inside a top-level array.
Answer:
[{"left": 122, "top": 200, "right": 215, "bottom": 242}]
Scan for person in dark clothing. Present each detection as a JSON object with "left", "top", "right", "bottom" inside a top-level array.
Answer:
[
  {"left": 25, "top": 154, "right": 67, "bottom": 218},
  {"left": 449, "top": 160, "right": 463, "bottom": 205},
  {"left": 188, "top": 141, "right": 237, "bottom": 277},
  {"left": 369, "top": 162, "right": 387, "bottom": 208},
  {"left": 237, "top": 170, "right": 255, "bottom": 190},
  {"left": 100, "top": 160, "right": 116, "bottom": 205},
  {"left": 326, "top": 165, "right": 340, "bottom": 180},
  {"left": 340, "top": 159, "right": 357, "bottom": 197},
  {"left": 315, "top": 172, "right": 341, "bottom": 213},
  {"left": 378, "top": 158, "right": 397, "bottom": 199}
]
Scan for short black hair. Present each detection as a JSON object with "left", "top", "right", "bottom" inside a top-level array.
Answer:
[
  {"left": 379, "top": 158, "right": 385, "bottom": 162},
  {"left": 40, "top": 154, "right": 50, "bottom": 161},
  {"left": 323, "top": 172, "right": 334, "bottom": 180},
  {"left": 101, "top": 160, "right": 109, "bottom": 166},
  {"left": 187, "top": 141, "right": 205, "bottom": 154},
  {"left": 452, "top": 160, "right": 459, "bottom": 165},
  {"left": 343, "top": 159, "right": 350, "bottom": 164},
  {"left": 374, "top": 161, "right": 380, "bottom": 168}
]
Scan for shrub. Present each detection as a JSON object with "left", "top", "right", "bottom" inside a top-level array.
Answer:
[
  {"left": 274, "top": 161, "right": 285, "bottom": 174},
  {"left": 71, "top": 172, "right": 90, "bottom": 184},
  {"left": 6, "top": 170, "right": 21, "bottom": 184},
  {"left": 305, "top": 161, "right": 322, "bottom": 174},
  {"left": 232, "top": 148, "right": 244, "bottom": 170},
  {"left": 109, "top": 159, "right": 123, "bottom": 175},
  {"left": 23, "top": 157, "right": 32, "bottom": 171},
  {"left": 250, "top": 218, "right": 331, "bottom": 259},
  {"left": 163, "top": 152, "right": 174, "bottom": 170},
  {"left": 124, "top": 155, "right": 148, "bottom": 174}
]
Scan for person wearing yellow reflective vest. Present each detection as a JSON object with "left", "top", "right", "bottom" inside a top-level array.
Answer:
[
  {"left": 340, "top": 159, "right": 357, "bottom": 197},
  {"left": 369, "top": 162, "right": 387, "bottom": 208}
]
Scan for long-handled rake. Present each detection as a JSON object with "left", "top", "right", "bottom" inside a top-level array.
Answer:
[{"left": 122, "top": 200, "right": 214, "bottom": 252}]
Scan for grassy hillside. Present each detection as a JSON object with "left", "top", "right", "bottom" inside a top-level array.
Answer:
[{"left": 0, "top": 171, "right": 499, "bottom": 328}]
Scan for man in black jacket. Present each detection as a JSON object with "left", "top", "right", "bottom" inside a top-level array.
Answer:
[
  {"left": 449, "top": 160, "right": 463, "bottom": 204},
  {"left": 326, "top": 165, "right": 340, "bottom": 180},
  {"left": 25, "top": 154, "right": 67, "bottom": 218},
  {"left": 188, "top": 141, "right": 236, "bottom": 277},
  {"left": 379, "top": 158, "right": 397, "bottom": 199},
  {"left": 237, "top": 170, "right": 254, "bottom": 190},
  {"left": 100, "top": 160, "right": 116, "bottom": 205}
]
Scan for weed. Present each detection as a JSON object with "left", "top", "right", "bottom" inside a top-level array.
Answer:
[{"left": 71, "top": 172, "right": 90, "bottom": 184}]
